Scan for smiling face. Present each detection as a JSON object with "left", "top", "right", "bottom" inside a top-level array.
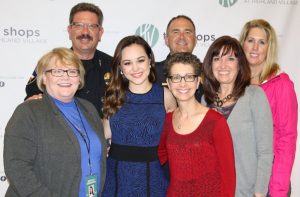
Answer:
[
  {"left": 212, "top": 48, "right": 239, "bottom": 90},
  {"left": 120, "top": 44, "right": 151, "bottom": 90},
  {"left": 167, "top": 63, "right": 200, "bottom": 102},
  {"left": 43, "top": 59, "right": 80, "bottom": 103},
  {"left": 67, "top": 11, "right": 103, "bottom": 58},
  {"left": 242, "top": 27, "right": 269, "bottom": 68},
  {"left": 165, "top": 17, "right": 196, "bottom": 54}
]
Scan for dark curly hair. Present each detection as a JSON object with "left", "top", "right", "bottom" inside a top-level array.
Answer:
[{"left": 164, "top": 52, "right": 202, "bottom": 78}]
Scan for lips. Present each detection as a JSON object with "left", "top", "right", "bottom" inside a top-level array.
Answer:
[
  {"left": 178, "top": 89, "right": 189, "bottom": 94},
  {"left": 58, "top": 83, "right": 72, "bottom": 87},
  {"left": 177, "top": 89, "right": 189, "bottom": 94},
  {"left": 249, "top": 52, "right": 259, "bottom": 57},
  {"left": 177, "top": 40, "right": 188, "bottom": 46},
  {"left": 131, "top": 72, "right": 143, "bottom": 78},
  {"left": 218, "top": 71, "right": 230, "bottom": 75},
  {"left": 79, "top": 38, "right": 91, "bottom": 42}
]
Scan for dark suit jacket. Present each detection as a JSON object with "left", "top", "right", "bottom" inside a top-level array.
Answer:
[
  {"left": 4, "top": 92, "right": 106, "bottom": 197},
  {"left": 155, "top": 59, "right": 167, "bottom": 86}
]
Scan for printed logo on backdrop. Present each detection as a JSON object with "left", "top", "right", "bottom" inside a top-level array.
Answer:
[
  {"left": 243, "top": 0, "right": 298, "bottom": 5},
  {"left": 219, "top": 0, "right": 238, "bottom": 7},
  {"left": 196, "top": 34, "right": 216, "bottom": 48},
  {"left": 0, "top": 26, "right": 47, "bottom": 44},
  {"left": 0, "top": 170, "right": 7, "bottom": 182},
  {"left": 161, "top": 31, "right": 216, "bottom": 48},
  {"left": 0, "top": 176, "right": 6, "bottom": 182},
  {"left": 135, "top": 24, "right": 159, "bottom": 47},
  {"left": 0, "top": 81, "right": 5, "bottom": 87}
]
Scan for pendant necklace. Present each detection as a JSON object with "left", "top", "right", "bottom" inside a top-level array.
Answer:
[
  {"left": 177, "top": 123, "right": 182, "bottom": 129},
  {"left": 175, "top": 109, "right": 184, "bottom": 129},
  {"left": 215, "top": 93, "right": 233, "bottom": 107}
]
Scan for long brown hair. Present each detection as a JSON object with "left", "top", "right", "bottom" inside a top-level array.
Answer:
[
  {"left": 202, "top": 36, "right": 251, "bottom": 105},
  {"left": 103, "top": 35, "right": 156, "bottom": 118}
]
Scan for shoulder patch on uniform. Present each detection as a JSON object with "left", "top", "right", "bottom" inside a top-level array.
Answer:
[{"left": 26, "top": 75, "right": 37, "bottom": 85}]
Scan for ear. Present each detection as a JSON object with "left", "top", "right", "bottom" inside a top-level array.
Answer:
[
  {"left": 67, "top": 25, "right": 72, "bottom": 40},
  {"left": 164, "top": 34, "right": 169, "bottom": 47},
  {"left": 98, "top": 27, "right": 104, "bottom": 42},
  {"left": 192, "top": 37, "right": 197, "bottom": 49},
  {"left": 196, "top": 76, "right": 201, "bottom": 89},
  {"left": 42, "top": 73, "right": 47, "bottom": 86},
  {"left": 166, "top": 78, "right": 171, "bottom": 89}
]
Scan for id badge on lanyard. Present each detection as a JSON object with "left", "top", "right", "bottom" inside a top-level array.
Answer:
[{"left": 85, "top": 174, "right": 98, "bottom": 197}]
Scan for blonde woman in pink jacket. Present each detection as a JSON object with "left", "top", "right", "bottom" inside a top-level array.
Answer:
[{"left": 240, "top": 19, "right": 298, "bottom": 197}]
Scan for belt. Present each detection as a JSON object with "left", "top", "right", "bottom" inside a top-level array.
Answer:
[
  {"left": 110, "top": 143, "right": 158, "bottom": 197},
  {"left": 109, "top": 143, "right": 158, "bottom": 162}
]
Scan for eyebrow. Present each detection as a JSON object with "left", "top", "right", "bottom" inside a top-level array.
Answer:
[
  {"left": 121, "top": 56, "right": 146, "bottom": 63},
  {"left": 247, "top": 36, "right": 267, "bottom": 40},
  {"left": 170, "top": 27, "right": 194, "bottom": 32}
]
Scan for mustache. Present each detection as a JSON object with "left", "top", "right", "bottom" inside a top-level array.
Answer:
[{"left": 77, "top": 34, "right": 93, "bottom": 40}]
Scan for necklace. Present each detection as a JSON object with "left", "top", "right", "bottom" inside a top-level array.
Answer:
[
  {"left": 177, "top": 124, "right": 181, "bottom": 129},
  {"left": 176, "top": 113, "right": 183, "bottom": 129},
  {"left": 251, "top": 73, "right": 260, "bottom": 79},
  {"left": 175, "top": 109, "right": 186, "bottom": 130},
  {"left": 215, "top": 93, "right": 233, "bottom": 107}
]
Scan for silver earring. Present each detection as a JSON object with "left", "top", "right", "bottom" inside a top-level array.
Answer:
[{"left": 120, "top": 70, "right": 123, "bottom": 75}]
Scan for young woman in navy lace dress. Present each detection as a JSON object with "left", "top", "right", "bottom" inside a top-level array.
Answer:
[{"left": 102, "top": 35, "right": 176, "bottom": 196}]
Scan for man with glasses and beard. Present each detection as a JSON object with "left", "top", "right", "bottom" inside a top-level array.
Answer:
[{"left": 25, "top": 2, "right": 112, "bottom": 118}]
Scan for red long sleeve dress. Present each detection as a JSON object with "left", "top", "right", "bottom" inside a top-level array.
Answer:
[{"left": 158, "top": 109, "right": 236, "bottom": 197}]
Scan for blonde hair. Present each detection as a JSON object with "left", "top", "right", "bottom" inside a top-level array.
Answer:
[
  {"left": 239, "top": 19, "right": 280, "bottom": 83},
  {"left": 36, "top": 47, "right": 85, "bottom": 91}
]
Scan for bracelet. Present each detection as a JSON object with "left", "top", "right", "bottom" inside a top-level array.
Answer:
[{"left": 106, "top": 138, "right": 111, "bottom": 148}]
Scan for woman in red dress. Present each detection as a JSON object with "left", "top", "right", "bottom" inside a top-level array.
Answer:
[{"left": 158, "top": 52, "right": 236, "bottom": 197}]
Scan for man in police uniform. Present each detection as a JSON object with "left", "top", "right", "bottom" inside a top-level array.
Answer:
[
  {"left": 25, "top": 2, "right": 112, "bottom": 118},
  {"left": 155, "top": 15, "right": 203, "bottom": 101}
]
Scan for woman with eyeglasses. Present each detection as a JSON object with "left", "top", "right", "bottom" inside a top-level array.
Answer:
[
  {"left": 4, "top": 47, "right": 106, "bottom": 196},
  {"left": 158, "top": 52, "right": 236, "bottom": 196},
  {"left": 202, "top": 36, "right": 273, "bottom": 197}
]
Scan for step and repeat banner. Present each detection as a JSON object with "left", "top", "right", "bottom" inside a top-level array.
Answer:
[{"left": 1, "top": 0, "right": 299, "bottom": 196}]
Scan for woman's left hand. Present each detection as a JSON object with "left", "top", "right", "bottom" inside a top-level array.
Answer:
[{"left": 254, "top": 193, "right": 266, "bottom": 197}]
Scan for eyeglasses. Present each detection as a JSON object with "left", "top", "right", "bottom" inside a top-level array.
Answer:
[
  {"left": 45, "top": 69, "right": 80, "bottom": 77},
  {"left": 70, "top": 22, "right": 100, "bottom": 31},
  {"left": 168, "top": 74, "right": 198, "bottom": 83}
]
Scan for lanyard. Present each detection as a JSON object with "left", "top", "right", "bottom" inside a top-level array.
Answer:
[{"left": 59, "top": 102, "right": 93, "bottom": 175}]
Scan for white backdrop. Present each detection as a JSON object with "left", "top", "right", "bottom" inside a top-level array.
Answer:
[{"left": 0, "top": 0, "right": 299, "bottom": 196}]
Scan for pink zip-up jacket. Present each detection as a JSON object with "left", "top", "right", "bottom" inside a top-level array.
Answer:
[{"left": 260, "top": 72, "right": 298, "bottom": 197}]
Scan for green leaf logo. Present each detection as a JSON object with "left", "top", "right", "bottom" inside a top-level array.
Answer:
[
  {"left": 135, "top": 24, "right": 159, "bottom": 47},
  {"left": 219, "top": 0, "right": 238, "bottom": 7}
]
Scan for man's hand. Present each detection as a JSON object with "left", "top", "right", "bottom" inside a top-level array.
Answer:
[{"left": 25, "top": 93, "right": 43, "bottom": 101}]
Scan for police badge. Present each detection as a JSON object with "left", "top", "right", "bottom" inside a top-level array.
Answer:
[{"left": 104, "top": 72, "right": 111, "bottom": 85}]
